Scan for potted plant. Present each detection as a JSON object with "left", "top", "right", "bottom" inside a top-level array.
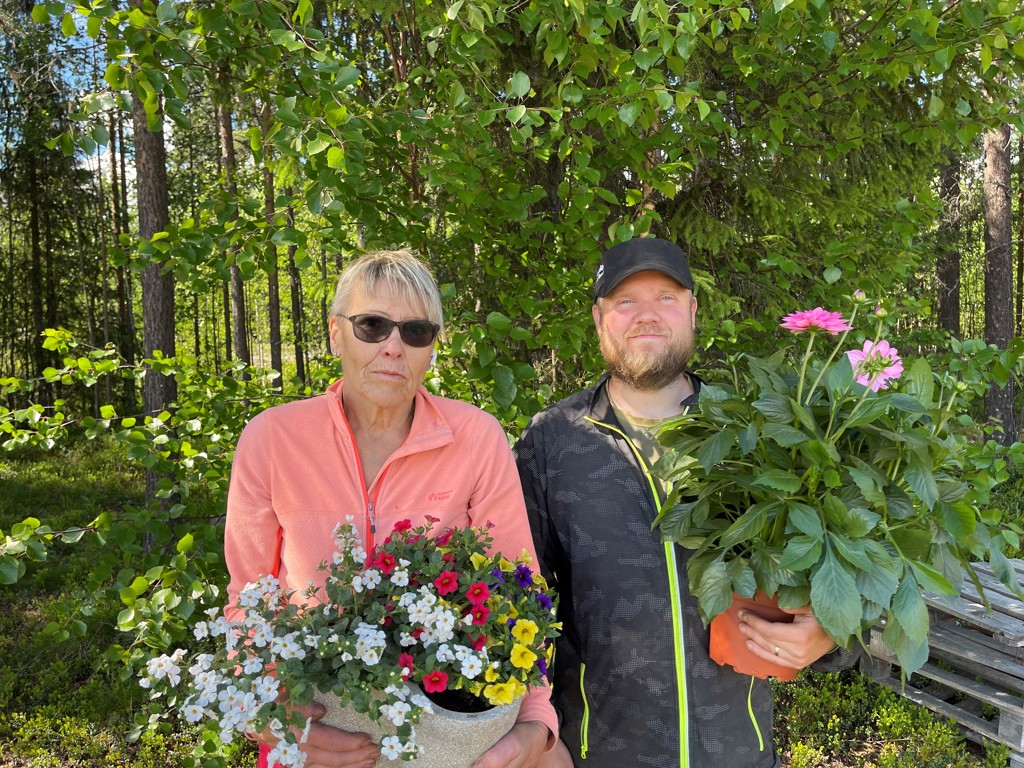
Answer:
[
  {"left": 138, "top": 517, "right": 559, "bottom": 766},
  {"left": 652, "top": 297, "right": 1022, "bottom": 679}
]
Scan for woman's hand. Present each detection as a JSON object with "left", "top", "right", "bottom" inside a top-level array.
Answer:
[
  {"left": 738, "top": 606, "right": 838, "bottom": 670},
  {"left": 250, "top": 696, "right": 380, "bottom": 768},
  {"left": 472, "top": 721, "right": 551, "bottom": 768}
]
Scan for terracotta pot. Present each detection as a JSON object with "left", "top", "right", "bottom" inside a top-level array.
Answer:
[
  {"left": 709, "top": 591, "right": 799, "bottom": 681},
  {"left": 313, "top": 685, "right": 522, "bottom": 768}
]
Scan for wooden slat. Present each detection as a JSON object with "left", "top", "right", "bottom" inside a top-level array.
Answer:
[
  {"left": 871, "top": 676, "right": 1002, "bottom": 745},
  {"left": 923, "top": 592, "right": 1024, "bottom": 645},
  {"left": 928, "top": 624, "right": 1024, "bottom": 695}
]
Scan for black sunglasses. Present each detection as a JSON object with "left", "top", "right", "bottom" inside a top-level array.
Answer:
[{"left": 339, "top": 313, "right": 440, "bottom": 348}]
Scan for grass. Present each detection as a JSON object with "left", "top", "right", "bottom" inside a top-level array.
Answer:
[{"left": 0, "top": 440, "right": 1014, "bottom": 767}]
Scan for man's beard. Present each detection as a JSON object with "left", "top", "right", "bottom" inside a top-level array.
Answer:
[{"left": 601, "top": 325, "right": 693, "bottom": 391}]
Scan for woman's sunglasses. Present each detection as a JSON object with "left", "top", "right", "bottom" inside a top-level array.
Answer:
[{"left": 339, "top": 314, "right": 440, "bottom": 348}]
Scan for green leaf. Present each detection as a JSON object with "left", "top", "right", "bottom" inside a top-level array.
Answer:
[
  {"left": 786, "top": 502, "right": 823, "bottom": 539},
  {"left": 904, "top": 358, "right": 934, "bottom": 408},
  {"left": 156, "top": 0, "right": 176, "bottom": 23},
  {"left": 905, "top": 453, "right": 939, "bottom": 510},
  {"left": 810, "top": 548, "right": 861, "bottom": 642},
  {"left": 719, "top": 502, "right": 775, "bottom": 549},
  {"left": 738, "top": 423, "right": 758, "bottom": 455},
  {"left": 695, "top": 429, "right": 735, "bottom": 471},
  {"left": 752, "top": 394, "right": 793, "bottom": 422},
  {"left": 937, "top": 501, "right": 975, "bottom": 541},
  {"left": 618, "top": 102, "right": 640, "bottom": 127},
  {"left": 176, "top": 533, "right": 194, "bottom": 554},
  {"left": 881, "top": 615, "right": 928, "bottom": 677},
  {"left": 765, "top": 423, "right": 811, "bottom": 448},
  {"left": 779, "top": 535, "right": 823, "bottom": 571},
  {"left": 491, "top": 364, "right": 516, "bottom": 408},
  {"left": 0, "top": 555, "right": 25, "bottom": 584},
  {"left": 61, "top": 12, "right": 76, "bottom": 36},
  {"left": 508, "top": 105, "right": 526, "bottom": 124},
  {"left": 485, "top": 312, "right": 512, "bottom": 331},
  {"left": 855, "top": 542, "right": 900, "bottom": 607},
  {"left": 508, "top": 71, "right": 531, "bottom": 99},
  {"left": 751, "top": 469, "right": 801, "bottom": 493},
  {"left": 690, "top": 558, "right": 734, "bottom": 622},
  {"left": 829, "top": 533, "right": 874, "bottom": 571},
  {"left": 32, "top": 4, "right": 50, "bottom": 23},
  {"left": 891, "top": 576, "right": 929, "bottom": 645},
  {"left": 823, "top": 266, "right": 841, "bottom": 284},
  {"left": 908, "top": 559, "right": 955, "bottom": 596}
]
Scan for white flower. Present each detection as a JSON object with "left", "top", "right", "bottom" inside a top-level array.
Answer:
[
  {"left": 189, "top": 654, "right": 214, "bottom": 674},
  {"left": 218, "top": 728, "right": 235, "bottom": 745},
  {"left": 460, "top": 655, "right": 484, "bottom": 679},
  {"left": 254, "top": 675, "right": 279, "bottom": 704},
  {"left": 204, "top": 606, "right": 220, "bottom": 619},
  {"left": 436, "top": 644, "right": 455, "bottom": 663},
  {"left": 411, "top": 691, "right": 433, "bottom": 712},
  {"left": 352, "top": 575, "right": 365, "bottom": 593},
  {"left": 193, "top": 621, "right": 210, "bottom": 640},
  {"left": 398, "top": 592, "right": 418, "bottom": 608},
  {"left": 180, "top": 702, "right": 205, "bottom": 723},
  {"left": 381, "top": 735, "right": 402, "bottom": 760},
  {"left": 242, "top": 656, "right": 263, "bottom": 675},
  {"left": 351, "top": 545, "right": 367, "bottom": 564},
  {"left": 399, "top": 632, "right": 418, "bottom": 647},
  {"left": 268, "top": 740, "right": 306, "bottom": 768},
  {"left": 363, "top": 569, "right": 382, "bottom": 589},
  {"left": 390, "top": 569, "right": 409, "bottom": 587},
  {"left": 145, "top": 654, "right": 181, "bottom": 686}
]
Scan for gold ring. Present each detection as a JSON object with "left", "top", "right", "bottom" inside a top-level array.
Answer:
[{"left": 773, "top": 646, "right": 780, "bottom": 657}]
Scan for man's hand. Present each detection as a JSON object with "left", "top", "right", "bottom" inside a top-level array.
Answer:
[
  {"left": 472, "top": 721, "right": 551, "bottom": 768},
  {"left": 737, "top": 605, "right": 838, "bottom": 670},
  {"left": 251, "top": 698, "right": 380, "bottom": 768}
]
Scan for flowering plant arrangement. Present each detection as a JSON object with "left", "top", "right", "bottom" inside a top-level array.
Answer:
[
  {"left": 138, "top": 517, "right": 559, "bottom": 766},
  {"left": 653, "top": 297, "right": 1022, "bottom": 676}
]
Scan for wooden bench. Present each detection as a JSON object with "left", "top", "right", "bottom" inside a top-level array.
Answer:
[{"left": 862, "top": 559, "right": 1024, "bottom": 767}]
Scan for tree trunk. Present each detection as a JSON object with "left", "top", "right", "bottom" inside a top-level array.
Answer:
[
  {"left": 936, "top": 155, "right": 961, "bottom": 336},
  {"left": 261, "top": 103, "right": 282, "bottom": 387},
  {"left": 216, "top": 71, "right": 250, "bottom": 370},
  {"left": 286, "top": 193, "right": 306, "bottom": 384},
  {"left": 112, "top": 111, "right": 137, "bottom": 412},
  {"left": 1017, "top": 131, "right": 1024, "bottom": 336},
  {"left": 982, "top": 124, "right": 1015, "bottom": 444},
  {"left": 132, "top": 85, "right": 177, "bottom": 501}
]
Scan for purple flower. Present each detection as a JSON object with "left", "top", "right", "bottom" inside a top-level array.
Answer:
[
  {"left": 846, "top": 339, "right": 903, "bottom": 392},
  {"left": 536, "top": 594, "right": 553, "bottom": 611},
  {"left": 515, "top": 565, "right": 533, "bottom": 588},
  {"left": 490, "top": 568, "right": 505, "bottom": 583},
  {"left": 780, "top": 308, "right": 852, "bottom": 336},
  {"left": 537, "top": 658, "right": 548, "bottom": 678}
]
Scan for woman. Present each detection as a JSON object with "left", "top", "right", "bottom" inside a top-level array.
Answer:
[{"left": 225, "top": 250, "right": 557, "bottom": 768}]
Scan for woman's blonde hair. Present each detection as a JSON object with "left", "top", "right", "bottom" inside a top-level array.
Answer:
[{"left": 329, "top": 250, "right": 444, "bottom": 334}]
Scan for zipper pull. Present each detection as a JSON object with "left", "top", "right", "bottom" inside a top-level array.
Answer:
[{"left": 368, "top": 501, "right": 376, "bottom": 534}]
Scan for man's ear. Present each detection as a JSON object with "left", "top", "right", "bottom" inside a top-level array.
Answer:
[{"left": 591, "top": 302, "right": 602, "bottom": 335}]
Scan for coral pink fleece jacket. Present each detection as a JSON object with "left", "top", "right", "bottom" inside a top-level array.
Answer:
[{"left": 225, "top": 378, "right": 557, "bottom": 739}]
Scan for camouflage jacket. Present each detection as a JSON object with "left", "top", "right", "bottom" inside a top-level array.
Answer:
[{"left": 516, "top": 375, "right": 851, "bottom": 768}]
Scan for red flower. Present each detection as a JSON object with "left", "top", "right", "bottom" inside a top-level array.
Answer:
[
  {"left": 372, "top": 551, "right": 397, "bottom": 575},
  {"left": 393, "top": 519, "right": 413, "bottom": 533},
  {"left": 398, "top": 653, "right": 415, "bottom": 680},
  {"left": 442, "top": 552, "right": 455, "bottom": 564},
  {"left": 469, "top": 634, "right": 487, "bottom": 651},
  {"left": 425, "top": 515, "right": 440, "bottom": 523},
  {"left": 471, "top": 605, "right": 490, "bottom": 625},
  {"left": 435, "top": 529, "right": 454, "bottom": 547},
  {"left": 411, "top": 628, "right": 424, "bottom": 640},
  {"left": 433, "top": 571, "right": 459, "bottom": 595},
  {"left": 465, "top": 582, "right": 490, "bottom": 606},
  {"left": 422, "top": 670, "right": 448, "bottom": 693}
]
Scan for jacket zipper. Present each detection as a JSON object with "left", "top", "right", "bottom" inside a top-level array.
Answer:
[
  {"left": 584, "top": 416, "right": 689, "bottom": 768},
  {"left": 336, "top": 394, "right": 391, "bottom": 554}
]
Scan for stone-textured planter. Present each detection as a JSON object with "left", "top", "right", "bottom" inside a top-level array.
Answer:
[{"left": 313, "top": 687, "right": 522, "bottom": 768}]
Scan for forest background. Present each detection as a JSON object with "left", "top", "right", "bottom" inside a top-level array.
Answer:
[{"left": 2, "top": 0, "right": 1024, "bottom": 765}]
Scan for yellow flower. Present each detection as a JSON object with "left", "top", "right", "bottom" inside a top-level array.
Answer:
[
  {"left": 485, "top": 665, "right": 500, "bottom": 683},
  {"left": 498, "top": 557, "right": 516, "bottom": 573},
  {"left": 511, "top": 619, "right": 539, "bottom": 645},
  {"left": 507, "top": 677, "right": 527, "bottom": 699},
  {"left": 470, "top": 552, "right": 489, "bottom": 570},
  {"left": 511, "top": 643, "right": 538, "bottom": 670},
  {"left": 498, "top": 604, "right": 519, "bottom": 624},
  {"left": 483, "top": 681, "right": 517, "bottom": 706}
]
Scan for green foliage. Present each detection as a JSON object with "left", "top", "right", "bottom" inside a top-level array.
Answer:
[{"left": 654, "top": 303, "right": 1024, "bottom": 675}]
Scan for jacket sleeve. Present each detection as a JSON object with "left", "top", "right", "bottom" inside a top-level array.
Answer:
[
  {"left": 464, "top": 410, "right": 559, "bottom": 746},
  {"left": 223, "top": 412, "right": 281, "bottom": 623},
  {"left": 513, "top": 416, "right": 562, "bottom": 588}
]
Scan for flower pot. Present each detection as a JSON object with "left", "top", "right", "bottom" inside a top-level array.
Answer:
[
  {"left": 313, "top": 686, "right": 523, "bottom": 768},
  {"left": 709, "top": 591, "right": 799, "bottom": 681}
]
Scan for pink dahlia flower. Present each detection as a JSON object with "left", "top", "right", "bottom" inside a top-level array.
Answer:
[
  {"left": 845, "top": 339, "right": 903, "bottom": 392},
  {"left": 780, "top": 308, "right": 852, "bottom": 336}
]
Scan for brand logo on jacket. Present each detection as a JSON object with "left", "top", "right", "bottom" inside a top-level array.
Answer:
[{"left": 428, "top": 490, "right": 454, "bottom": 502}]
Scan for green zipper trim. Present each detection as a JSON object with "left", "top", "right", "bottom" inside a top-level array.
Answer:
[
  {"left": 584, "top": 416, "right": 689, "bottom": 768},
  {"left": 579, "top": 663, "right": 590, "bottom": 759},
  {"left": 747, "top": 674, "right": 765, "bottom": 751}
]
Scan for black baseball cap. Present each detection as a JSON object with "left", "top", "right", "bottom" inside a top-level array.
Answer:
[{"left": 593, "top": 237, "right": 694, "bottom": 300}]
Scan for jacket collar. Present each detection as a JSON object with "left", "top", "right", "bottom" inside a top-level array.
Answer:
[{"left": 587, "top": 371, "right": 703, "bottom": 426}]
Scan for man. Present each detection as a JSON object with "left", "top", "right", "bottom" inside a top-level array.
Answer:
[{"left": 515, "top": 237, "right": 853, "bottom": 768}]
